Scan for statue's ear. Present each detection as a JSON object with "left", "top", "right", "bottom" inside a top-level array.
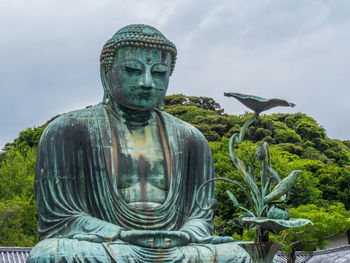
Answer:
[
  {"left": 100, "top": 63, "right": 110, "bottom": 103},
  {"left": 158, "top": 101, "right": 164, "bottom": 111}
]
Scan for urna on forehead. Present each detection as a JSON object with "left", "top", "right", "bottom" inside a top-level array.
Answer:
[{"left": 100, "top": 24, "right": 177, "bottom": 75}]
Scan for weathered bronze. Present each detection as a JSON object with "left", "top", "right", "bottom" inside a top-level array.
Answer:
[{"left": 27, "top": 25, "right": 251, "bottom": 262}]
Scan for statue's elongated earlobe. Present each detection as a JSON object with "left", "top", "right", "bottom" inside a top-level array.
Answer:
[
  {"left": 158, "top": 101, "right": 164, "bottom": 111},
  {"left": 100, "top": 64, "right": 110, "bottom": 104}
]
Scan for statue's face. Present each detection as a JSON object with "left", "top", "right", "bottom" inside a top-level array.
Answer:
[{"left": 106, "top": 47, "right": 172, "bottom": 110}]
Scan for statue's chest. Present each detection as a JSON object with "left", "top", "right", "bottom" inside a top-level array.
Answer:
[{"left": 113, "top": 121, "right": 169, "bottom": 206}]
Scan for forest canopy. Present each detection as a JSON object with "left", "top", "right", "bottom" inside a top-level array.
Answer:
[{"left": 0, "top": 94, "right": 349, "bottom": 255}]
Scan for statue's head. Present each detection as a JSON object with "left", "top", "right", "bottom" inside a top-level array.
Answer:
[{"left": 100, "top": 24, "right": 177, "bottom": 110}]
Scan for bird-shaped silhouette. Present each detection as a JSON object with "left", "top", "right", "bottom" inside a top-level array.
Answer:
[{"left": 224, "top": 92, "right": 295, "bottom": 113}]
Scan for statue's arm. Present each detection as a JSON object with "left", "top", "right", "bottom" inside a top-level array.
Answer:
[
  {"left": 178, "top": 128, "right": 234, "bottom": 244},
  {"left": 176, "top": 129, "right": 215, "bottom": 242},
  {"left": 35, "top": 116, "right": 123, "bottom": 242}
]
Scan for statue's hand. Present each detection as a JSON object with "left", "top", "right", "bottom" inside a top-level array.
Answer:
[
  {"left": 158, "top": 231, "right": 191, "bottom": 248},
  {"left": 208, "top": 235, "right": 235, "bottom": 244},
  {"left": 72, "top": 234, "right": 108, "bottom": 243},
  {"left": 119, "top": 230, "right": 190, "bottom": 248}
]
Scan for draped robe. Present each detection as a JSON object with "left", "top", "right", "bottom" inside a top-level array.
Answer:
[{"left": 27, "top": 104, "right": 250, "bottom": 263}]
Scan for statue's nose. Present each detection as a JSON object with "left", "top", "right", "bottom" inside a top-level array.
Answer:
[{"left": 139, "top": 69, "right": 154, "bottom": 90}]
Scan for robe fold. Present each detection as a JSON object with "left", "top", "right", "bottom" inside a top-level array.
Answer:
[{"left": 27, "top": 104, "right": 250, "bottom": 263}]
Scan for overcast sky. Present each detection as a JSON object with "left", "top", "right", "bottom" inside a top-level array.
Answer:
[{"left": 1, "top": 0, "right": 349, "bottom": 149}]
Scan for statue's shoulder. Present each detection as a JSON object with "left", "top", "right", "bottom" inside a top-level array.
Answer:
[
  {"left": 158, "top": 111, "right": 207, "bottom": 143},
  {"left": 41, "top": 104, "right": 105, "bottom": 139}
]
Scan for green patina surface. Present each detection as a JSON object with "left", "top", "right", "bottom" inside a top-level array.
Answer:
[{"left": 27, "top": 25, "right": 252, "bottom": 262}]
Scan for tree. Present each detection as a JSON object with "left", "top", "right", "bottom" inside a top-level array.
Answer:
[
  {"left": 316, "top": 165, "right": 350, "bottom": 209},
  {"left": 163, "top": 94, "right": 188, "bottom": 106},
  {"left": 0, "top": 200, "right": 38, "bottom": 246},
  {"left": 0, "top": 146, "right": 38, "bottom": 246},
  {"left": 0, "top": 147, "right": 36, "bottom": 201},
  {"left": 188, "top": 96, "right": 224, "bottom": 114},
  {"left": 14, "top": 127, "right": 45, "bottom": 150}
]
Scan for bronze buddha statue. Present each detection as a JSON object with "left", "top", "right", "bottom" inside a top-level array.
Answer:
[{"left": 27, "top": 24, "right": 249, "bottom": 263}]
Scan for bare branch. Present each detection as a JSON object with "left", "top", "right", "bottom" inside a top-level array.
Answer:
[
  {"left": 294, "top": 229, "right": 310, "bottom": 235},
  {"left": 282, "top": 233, "right": 289, "bottom": 242},
  {"left": 289, "top": 229, "right": 347, "bottom": 247}
]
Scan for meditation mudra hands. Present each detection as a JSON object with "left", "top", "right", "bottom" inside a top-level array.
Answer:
[
  {"left": 72, "top": 229, "right": 235, "bottom": 248},
  {"left": 119, "top": 230, "right": 235, "bottom": 248},
  {"left": 71, "top": 230, "right": 189, "bottom": 247},
  {"left": 119, "top": 230, "right": 191, "bottom": 248}
]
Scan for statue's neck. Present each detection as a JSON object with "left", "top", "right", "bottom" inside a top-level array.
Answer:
[{"left": 107, "top": 99, "right": 154, "bottom": 125}]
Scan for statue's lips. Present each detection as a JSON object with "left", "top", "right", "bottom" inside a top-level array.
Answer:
[
  {"left": 134, "top": 91, "right": 153, "bottom": 99},
  {"left": 130, "top": 88, "right": 163, "bottom": 99}
]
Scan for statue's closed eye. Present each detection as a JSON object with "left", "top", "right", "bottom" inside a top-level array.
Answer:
[
  {"left": 152, "top": 65, "right": 168, "bottom": 76},
  {"left": 152, "top": 70, "right": 166, "bottom": 77},
  {"left": 125, "top": 66, "right": 142, "bottom": 74}
]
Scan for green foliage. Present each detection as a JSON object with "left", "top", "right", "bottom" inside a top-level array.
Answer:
[
  {"left": 316, "top": 165, "right": 350, "bottom": 208},
  {"left": 163, "top": 94, "right": 188, "bottom": 106},
  {"left": 187, "top": 96, "right": 224, "bottom": 114},
  {"left": 276, "top": 203, "right": 350, "bottom": 252},
  {"left": 0, "top": 200, "right": 38, "bottom": 246},
  {"left": 0, "top": 146, "right": 38, "bottom": 246},
  {"left": 15, "top": 127, "right": 45, "bottom": 150},
  {"left": 164, "top": 94, "right": 224, "bottom": 114},
  {"left": 296, "top": 120, "right": 326, "bottom": 141},
  {"left": 343, "top": 140, "right": 350, "bottom": 149},
  {"left": 273, "top": 128, "right": 302, "bottom": 144},
  {"left": 0, "top": 147, "right": 36, "bottom": 201},
  {"left": 164, "top": 97, "right": 232, "bottom": 141},
  {"left": 0, "top": 124, "right": 45, "bottom": 246}
]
